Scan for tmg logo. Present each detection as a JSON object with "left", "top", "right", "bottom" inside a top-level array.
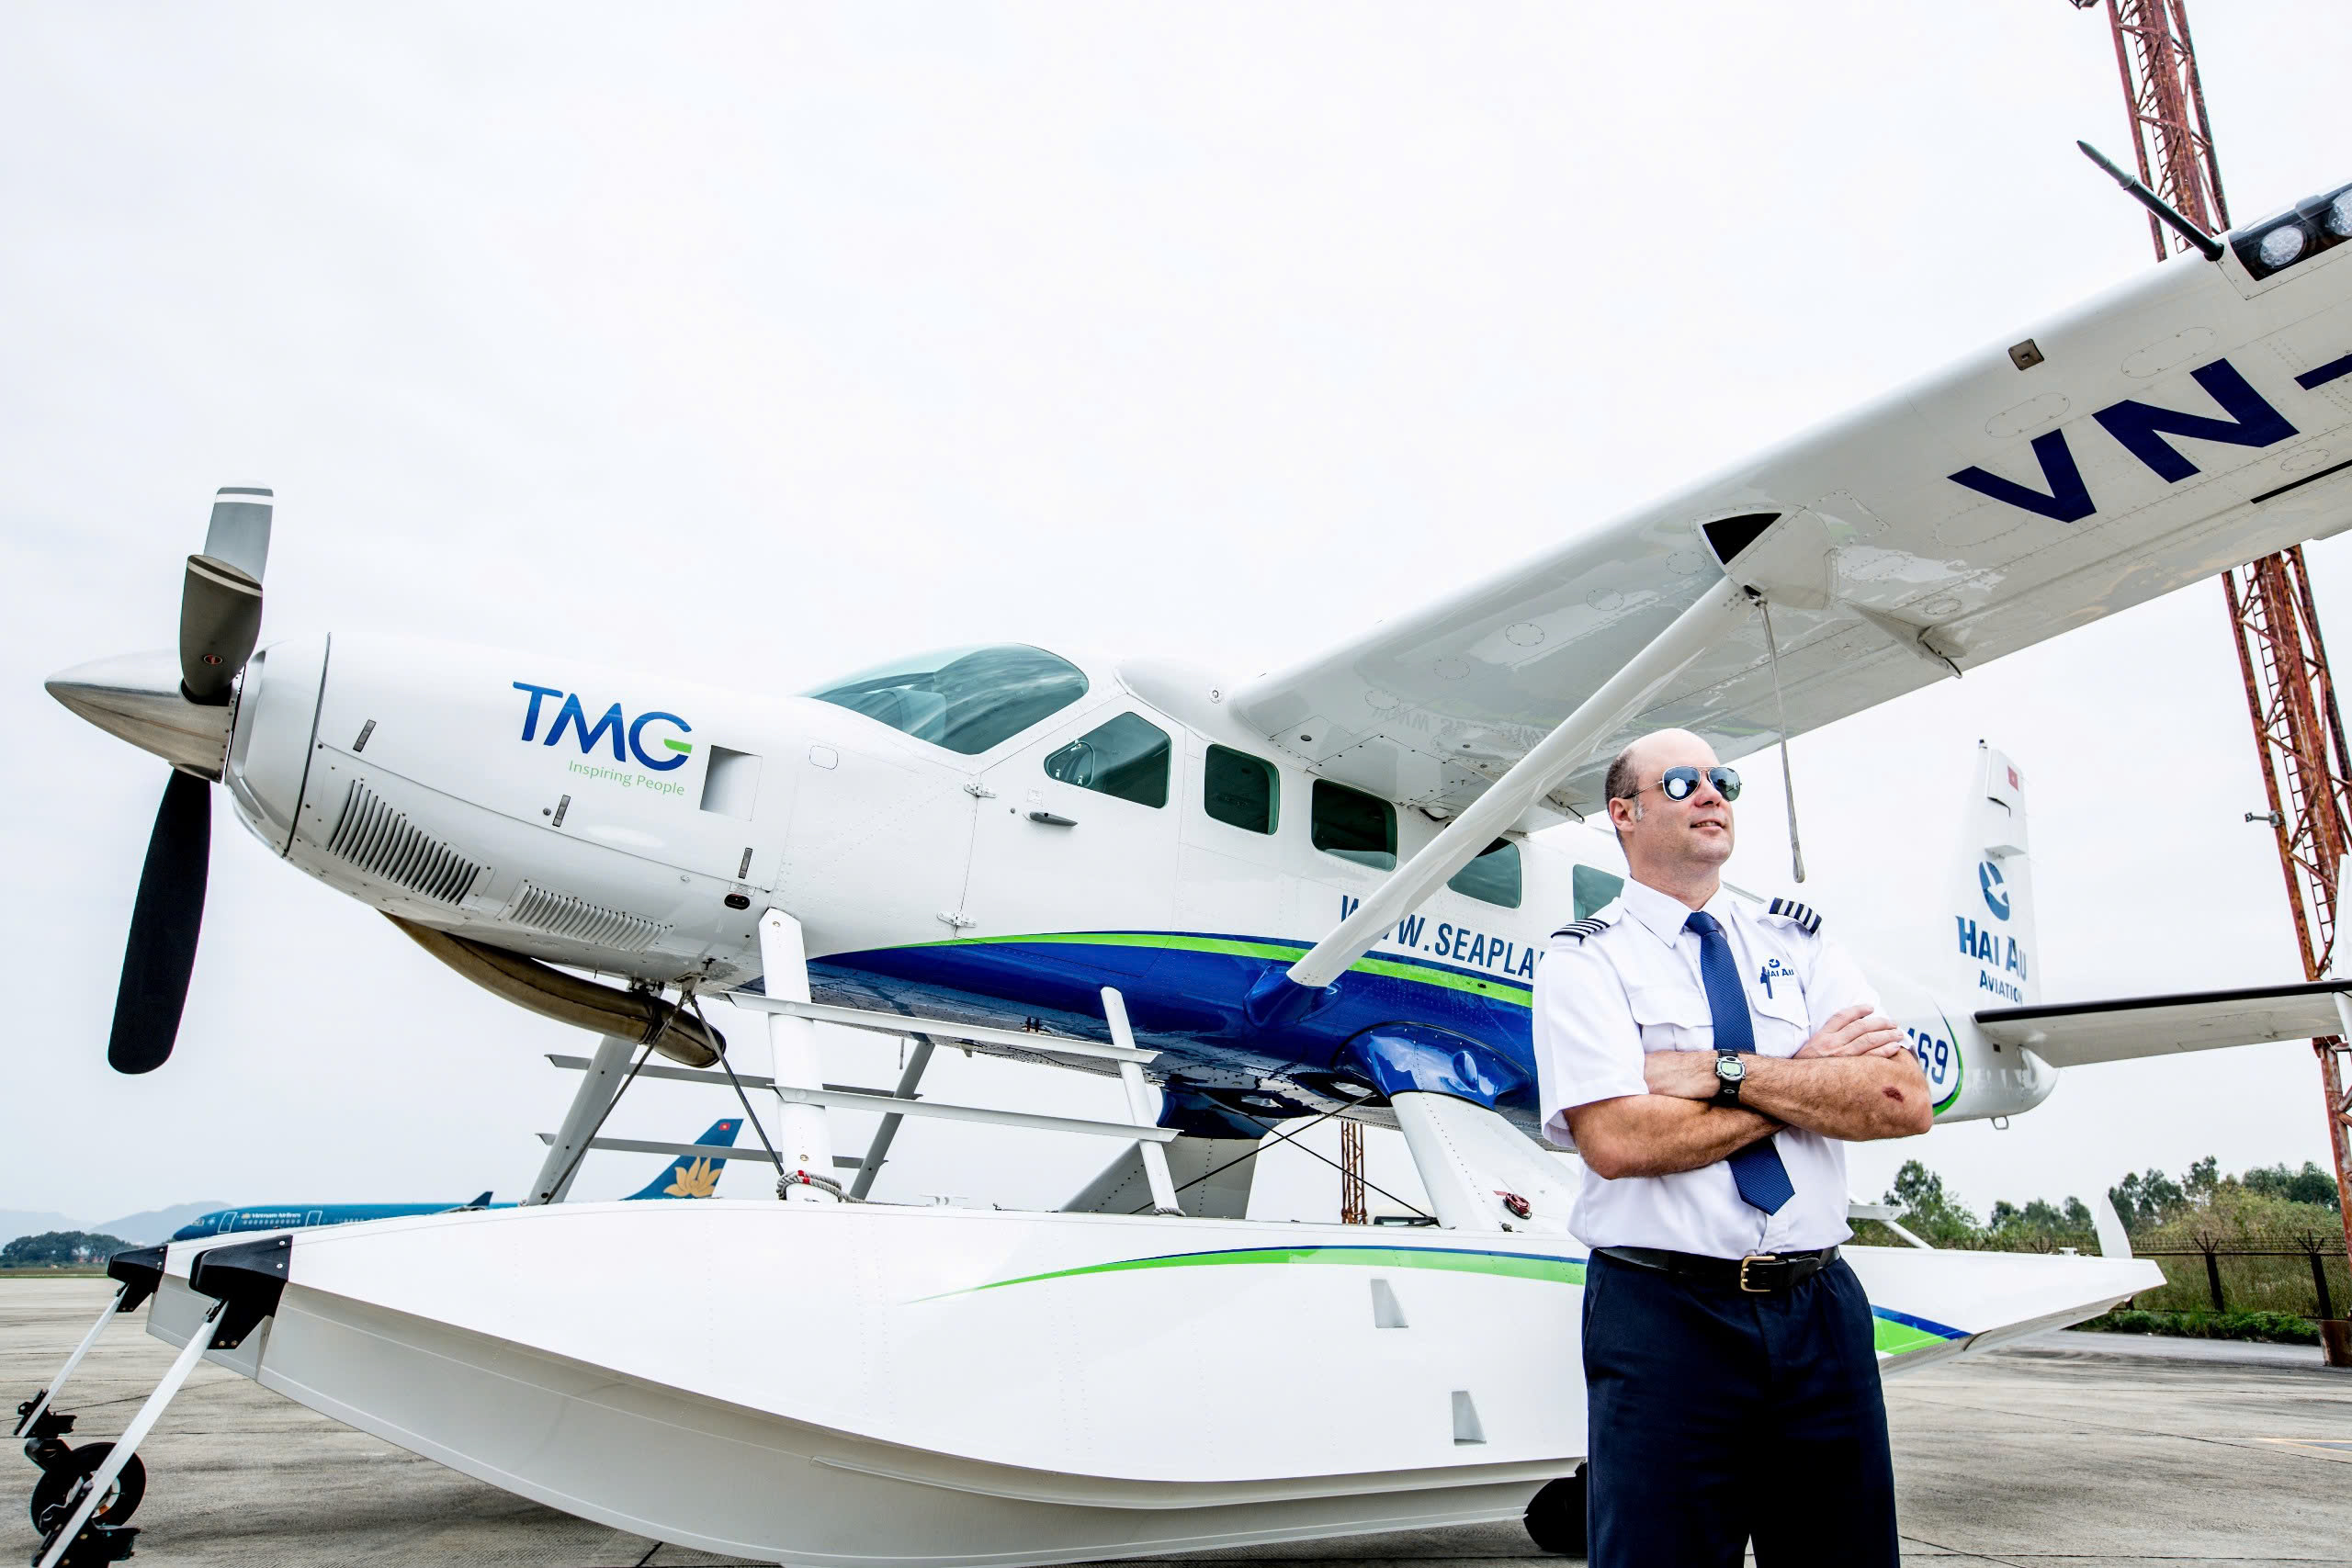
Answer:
[{"left": 513, "top": 682, "right": 693, "bottom": 772}]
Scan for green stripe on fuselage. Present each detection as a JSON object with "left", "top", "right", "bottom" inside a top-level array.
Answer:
[
  {"left": 916, "top": 1244, "right": 1586, "bottom": 1302},
  {"left": 921, "top": 1242, "right": 1965, "bottom": 1356},
  {"left": 922, "top": 930, "right": 1534, "bottom": 1006}
]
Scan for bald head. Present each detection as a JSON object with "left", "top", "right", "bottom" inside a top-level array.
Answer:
[{"left": 1605, "top": 728, "right": 1736, "bottom": 908}]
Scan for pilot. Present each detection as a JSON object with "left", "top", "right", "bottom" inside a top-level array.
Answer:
[{"left": 1533, "top": 727, "right": 1932, "bottom": 1568}]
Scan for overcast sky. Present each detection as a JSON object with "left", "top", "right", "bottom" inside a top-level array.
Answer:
[{"left": 5, "top": 3, "right": 2347, "bottom": 1229}]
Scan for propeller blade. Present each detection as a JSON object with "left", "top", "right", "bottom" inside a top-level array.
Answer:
[
  {"left": 107, "top": 770, "right": 210, "bottom": 1074},
  {"left": 177, "top": 554, "right": 263, "bottom": 704},
  {"left": 201, "top": 487, "right": 272, "bottom": 581}
]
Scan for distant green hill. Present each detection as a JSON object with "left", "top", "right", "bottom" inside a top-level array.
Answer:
[
  {"left": 91, "top": 1202, "right": 228, "bottom": 1245},
  {"left": 5, "top": 1201, "right": 228, "bottom": 1250}
]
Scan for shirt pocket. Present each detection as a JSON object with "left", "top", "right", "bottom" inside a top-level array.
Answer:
[
  {"left": 1624, "top": 984, "right": 1713, "bottom": 1053},
  {"left": 1750, "top": 975, "right": 1810, "bottom": 1050}
]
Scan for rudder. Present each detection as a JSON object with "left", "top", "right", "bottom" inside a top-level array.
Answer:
[
  {"left": 627, "top": 1117, "right": 743, "bottom": 1201},
  {"left": 1951, "top": 742, "right": 2038, "bottom": 1010}
]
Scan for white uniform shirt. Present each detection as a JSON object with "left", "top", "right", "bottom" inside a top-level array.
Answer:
[{"left": 1533, "top": 877, "right": 1880, "bottom": 1258}]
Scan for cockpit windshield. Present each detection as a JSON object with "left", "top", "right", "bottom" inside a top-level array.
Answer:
[{"left": 801, "top": 645, "right": 1090, "bottom": 755}]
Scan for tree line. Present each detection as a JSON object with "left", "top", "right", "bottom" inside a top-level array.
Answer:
[
  {"left": 2107, "top": 1156, "right": 2339, "bottom": 1231},
  {"left": 0, "top": 1231, "right": 134, "bottom": 1269},
  {"left": 1869, "top": 1156, "right": 2340, "bottom": 1249}
]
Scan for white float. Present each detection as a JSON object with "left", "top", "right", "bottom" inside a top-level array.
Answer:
[{"left": 124, "top": 1201, "right": 2154, "bottom": 1567}]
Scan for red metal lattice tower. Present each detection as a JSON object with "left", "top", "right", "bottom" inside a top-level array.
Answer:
[
  {"left": 2095, "top": 0, "right": 2352, "bottom": 1289},
  {"left": 2104, "top": 0, "right": 2229, "bottom": 263},
  {"left": 1339, "top": 1118, "right": 1368, "bottom": 1224}
]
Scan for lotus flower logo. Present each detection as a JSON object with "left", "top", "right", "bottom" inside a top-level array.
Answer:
[{"left": 664, "top": 1157, "right": 721, "bottom": 1199}]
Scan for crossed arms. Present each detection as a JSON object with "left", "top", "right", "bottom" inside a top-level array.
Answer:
[{"left": 1566, "top": 1006, "right": 1933, "bottom": 1180}]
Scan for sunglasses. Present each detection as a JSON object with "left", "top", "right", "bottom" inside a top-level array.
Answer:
[{"left": 1644, "top": 765, "right": 1741, "bottom": 803}]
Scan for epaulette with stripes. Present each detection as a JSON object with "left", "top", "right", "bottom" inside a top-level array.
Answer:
[
  {"left": 1551, "top": 917, "right": 1611, "bottom": 942},
  {"left": 1764, "top": 897, "right": 1822, "bottom": 935}
]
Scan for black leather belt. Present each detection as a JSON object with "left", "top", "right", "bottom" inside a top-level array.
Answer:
[{"left": 1596, "top": 1245, "right": 1839, "bottom": 1294}]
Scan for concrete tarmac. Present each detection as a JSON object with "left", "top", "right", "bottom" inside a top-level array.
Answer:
[{"left": 5, "top": 1280, "right": 2346, "bottom": 1567}]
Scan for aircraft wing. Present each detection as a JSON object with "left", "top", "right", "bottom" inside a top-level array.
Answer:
[
  {"left": 1233, "top": 201, "right": 2352, "bottom": 818},
  {"left": 1973, "top": 979, "right": 2352, "bottom": 1068}
]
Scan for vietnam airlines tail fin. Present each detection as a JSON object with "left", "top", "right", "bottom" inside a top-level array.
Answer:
[
  {"left": 626, "top": 1117, "right": 745, "bottom": 1201},
  {"left": 1952, "top": 742, "right": 2038, "bottom": 1012}
]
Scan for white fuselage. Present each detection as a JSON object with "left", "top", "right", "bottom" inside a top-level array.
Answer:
[{"left": 217, "top": 632, "right": 2051, "bottom": 1126}]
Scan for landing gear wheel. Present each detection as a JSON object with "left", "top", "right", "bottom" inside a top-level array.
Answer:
[
  {"left": 29, "top": 1444, "right": 146, "bottom": 1535},
  {"left": 1523, "top": 1463, "right": 1587, "bottom": 1556}
]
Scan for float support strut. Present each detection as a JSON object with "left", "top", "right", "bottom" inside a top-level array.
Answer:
[
  {"left": 849, "top": 1034, "right": 935, "bottom": 1201},
  {"left": 760, "top": 909, "right": 840, "bottom": 1201},
  {"left": 13, "top": 1284, "right": 124, "bottom": 1440},
  {"left": 526, "top": 1032, "right": 637, "bottom": 1205},
  {"left": 1102, "top": 987, "right": 1180, "bottom": 1215}
]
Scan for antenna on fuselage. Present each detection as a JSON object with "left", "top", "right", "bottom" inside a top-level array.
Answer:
[{"left": 1750, "top": 590, "right": 1806, "bottom": 885}]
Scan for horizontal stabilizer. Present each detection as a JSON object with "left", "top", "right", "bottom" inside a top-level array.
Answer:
[{"left": 1973, "top": 979, "right": 2351, "bottom": 1067}]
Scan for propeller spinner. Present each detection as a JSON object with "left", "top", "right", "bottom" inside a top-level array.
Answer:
[{"left": 46, "top": 487, "right": 273, "bottom": 1072}]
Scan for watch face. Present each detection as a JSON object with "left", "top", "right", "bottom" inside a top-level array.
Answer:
[{"left": 1717, "top": 1055, "right": 1746, "bottom": 1082}]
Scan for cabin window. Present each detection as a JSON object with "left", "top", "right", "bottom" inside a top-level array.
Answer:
[
  {"left": 1043, "top": 713, "right": 1170, "bottom": 807},
  {"left": 1573, "top": 864, "right": 1625, "bottom": 920},
  {"left": 1204, "top": 745, "right": 1280, "bottom": 834},
  {"left": 1447, "top": 838, "right": 1521, "bottom": 908},
  {"left": 802, "top": 645, "right": 1089, "bottom": 755},
  {"left": 1312, "top": 780, "right": 1396, "bottom": 869}
]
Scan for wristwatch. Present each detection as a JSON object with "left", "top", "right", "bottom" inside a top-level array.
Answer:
[{"left": 1712, "top": 1051, "right": 1747, "bottom": 1108}]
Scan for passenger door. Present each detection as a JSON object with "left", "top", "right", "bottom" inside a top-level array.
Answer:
[{"left": 965, "top": 704, "right": 1182, "bottom": 964}]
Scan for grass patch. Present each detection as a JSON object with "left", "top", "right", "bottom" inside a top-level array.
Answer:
[{"left": 2079, "top": 1306, "right": 2320, "bottom": 1345}]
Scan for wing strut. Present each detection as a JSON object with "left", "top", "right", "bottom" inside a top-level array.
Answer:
[
  {"left": 1271, "top": 578, "right": 1750, "bottom": 1005},
  {"left": 1755, "top": 592, "right": 1806, "bottom": 884}
]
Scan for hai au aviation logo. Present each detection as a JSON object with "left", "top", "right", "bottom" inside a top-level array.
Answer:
[
  {"left": 1978, "top": 860, "right": 2010, "bottom": 920},
  {"left": 513, "top": 682, "right": 693, "bottom": 772}
]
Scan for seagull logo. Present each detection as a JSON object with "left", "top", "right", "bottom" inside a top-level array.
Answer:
[{"left": 1979, "top": 861, "right": 2010, "bottom": 921}]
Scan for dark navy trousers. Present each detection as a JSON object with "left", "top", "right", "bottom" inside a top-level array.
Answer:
[{"left": 1581, "top": 1251, "right": 1899, "bottom": 1567}]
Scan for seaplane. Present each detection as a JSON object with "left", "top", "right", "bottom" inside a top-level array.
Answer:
[{"left": 20, "top": 161, "right": 2352, "bottom": 1566}]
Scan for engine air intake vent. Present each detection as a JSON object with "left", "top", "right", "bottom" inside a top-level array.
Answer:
[
  {"left": 506, "top": 882, "right": 672, "bottom": 953},
  {"left": 324, "top": 779, "right": 482, "bottom": 904}
]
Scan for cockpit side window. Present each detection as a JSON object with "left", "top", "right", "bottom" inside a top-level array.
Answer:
[
  {"left": 802, "top": 645, "right": 1089, "bottom": 755},
  {"left": 1044, "top": 713, "right": 1170, "bottom": 807}
]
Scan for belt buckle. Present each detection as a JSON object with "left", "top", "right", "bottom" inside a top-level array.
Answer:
[{"left": 1737, "top": 1253, "right": 1780, "bottom": 1293}]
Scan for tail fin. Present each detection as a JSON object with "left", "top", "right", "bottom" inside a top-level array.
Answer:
[
  {"left": 627, "top": 1117, "right": 745, "bottom": 1201},
  {"left": 1952, "top": 742, "right": 2038, "bottom": 1010}
]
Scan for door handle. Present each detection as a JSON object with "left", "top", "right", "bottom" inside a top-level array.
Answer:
[{"left": 1026, "top": 811, "right": 1077, "bottom": 828}]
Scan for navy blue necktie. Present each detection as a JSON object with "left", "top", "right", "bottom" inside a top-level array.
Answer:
[{"left": 1685, "top": 909, "right": 1795, "bottom": 1215}]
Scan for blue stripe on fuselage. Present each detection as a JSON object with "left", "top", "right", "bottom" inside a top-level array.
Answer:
[{"left": 804, "top": 931, "right": 1542, "bottom": 1120}]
